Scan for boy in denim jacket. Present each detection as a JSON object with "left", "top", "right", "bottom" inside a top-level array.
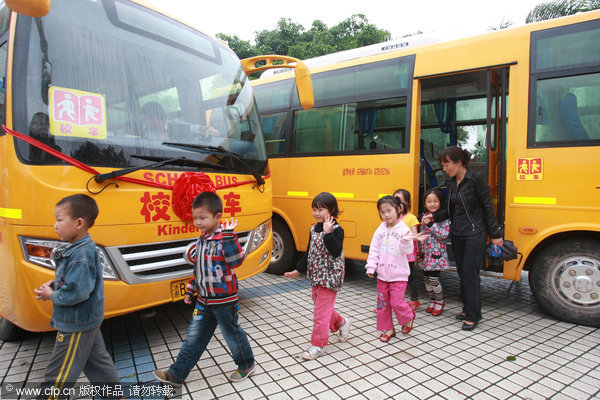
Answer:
[
  {"left": 153, "top": 191, "right": 255, "bottom": 387},
  {"left": 34, "top": 194, "right": 120, "bottom": 399}
]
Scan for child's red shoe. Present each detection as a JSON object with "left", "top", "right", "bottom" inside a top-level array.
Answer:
[
  {"left": 401, "top": 313, "right": 415, "bottom": 335},
  {"left": 408, "top": 300, "right": 420, "bottom": 312},
  {"left": 431, "top": 301, "right": 445, "bottom": 316}
]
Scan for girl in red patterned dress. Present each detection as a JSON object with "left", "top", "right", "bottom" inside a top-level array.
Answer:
[
  {"left": 418, "top": 187, "right": 451, "bottom": 316},
  {"left": 284, "top": 192, "right": 350, "bottom": 360}
]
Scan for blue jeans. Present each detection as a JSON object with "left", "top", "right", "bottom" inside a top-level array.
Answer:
[
  {"left": 451, "top": 232, "right": 486, "bottom": 323},
  {"left": 169, "top": 301, "right": 254, "bottom": 380}
]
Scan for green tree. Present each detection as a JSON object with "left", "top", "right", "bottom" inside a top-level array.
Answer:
[
  {"left": 329, "top": 14, "right": 391, "bottom": 51},
  {"left": 526, "top": 0, "right": 600, "bottom": 23},
  {"left": 254, "top": 18, "right": 306, "bottom": 55},
  {"left": 488, "top": 18, "right": 514, "bottom": 31},
  {"left": 216, "top": 34, "right": 259, "bottom": 59},
  {"left": 216, "top": 14, "right": 391, "bottom": 61}
]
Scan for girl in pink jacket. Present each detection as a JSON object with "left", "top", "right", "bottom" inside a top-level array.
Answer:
[{"left": 366, "top": 195, "right": 422, "bottom": 342}]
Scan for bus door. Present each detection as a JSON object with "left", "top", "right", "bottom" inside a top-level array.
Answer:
[
  {"left": 488, "top": 68, "right": 509, "bottom": 227},
  {"left": 418, "top": 67, "right": 509, "bottom": 266}
]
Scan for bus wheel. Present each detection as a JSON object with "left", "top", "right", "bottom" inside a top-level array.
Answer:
[
  {"left": 266, "top": 219, "right": 295, "bottom": 275},
  {"left": 0, "top": 317, "right": 23, "bottom": 341},
  {"left": 529, "top": 239, "right": 600, "bottom": 328}
]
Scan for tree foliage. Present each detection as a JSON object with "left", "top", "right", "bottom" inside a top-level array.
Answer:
[
  {"left": 217, "top": 14, "right": 391, "bottom": 61},
  {"left": 526, "top": 0, "right": 600, "bottom": 23}
]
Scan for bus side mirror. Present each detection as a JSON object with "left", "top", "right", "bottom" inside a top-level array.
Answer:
[
  {"left": 5, "top": 0, "right": 52, "bottom": 17},
  {"left": 241, "top": 55, "right": 314, "bottom": 110},
  {"left": 293, "top": 64, "right": 314, "bottom": 110}
]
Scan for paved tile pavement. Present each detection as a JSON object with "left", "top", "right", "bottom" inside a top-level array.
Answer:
[{"left": 1, "top": 262, "right": 599, "bottom": 399}]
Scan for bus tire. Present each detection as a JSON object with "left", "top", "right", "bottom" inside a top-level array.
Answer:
[
  {"left": 266, "top": 219, "right": 295, "bottom": 275},
  {"left": 0, "top": 317, "right": 23, "bottom": 341},
  {"left": 529, "top": 239, "right": 600, "bottom": 328}
]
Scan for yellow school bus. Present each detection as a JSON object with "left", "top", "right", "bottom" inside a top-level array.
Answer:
[
  {"left": 252, "top": 11, "right": 600, "bottom": 327},
  {"left": 0, "top": 0, "right": 312, "bottom": 339}
]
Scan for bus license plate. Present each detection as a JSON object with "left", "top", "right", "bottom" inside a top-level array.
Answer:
[{"left": 171, "top": 279, "right": 188, "bottom": 302}]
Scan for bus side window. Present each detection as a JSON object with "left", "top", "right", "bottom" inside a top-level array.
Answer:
[
  {"left": 262, "top": 112, "right": 287, "bottom": 155},
  {"left": 535, "top": 75, "right": 598, "bottom": 143},
  {"left": 354, "top": 99, "right": 407, "bottom": 152},
  {"left": 293, "top": 105, "right": 347, "bottom": 153}
]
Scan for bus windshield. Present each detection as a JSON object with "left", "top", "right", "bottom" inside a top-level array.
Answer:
[{"left": 12, "top": 0, "right": 267, "bottom": 174}]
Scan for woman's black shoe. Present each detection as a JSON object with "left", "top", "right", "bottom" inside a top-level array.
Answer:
[
  {"left": 462, "top": 321, "right": 478, "bottom": 331},
  {"left": 455, "top": 313, "right": 466, "bottom": 320}
]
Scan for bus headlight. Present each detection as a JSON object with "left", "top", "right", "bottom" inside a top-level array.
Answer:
[
  {"left": 246, "top": 219, "right": 271, "bottom": 254},
  {"left": 19, "top": 237, "right": 119, "bottom": 280}
]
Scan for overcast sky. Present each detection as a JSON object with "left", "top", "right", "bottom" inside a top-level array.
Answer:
[{"left": 144, "top": 0, "right": 544, "bottom": 42}]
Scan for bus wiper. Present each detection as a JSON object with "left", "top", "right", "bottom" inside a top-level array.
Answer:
[
  {"left": 93, "top": 156, "right": 224, "bottom": 184},
  {"left": 163, "top": 142, "right": 265, "bottom": 186},
  {"left": 130, "top": 154, "right": 226, "bottom": 170}
]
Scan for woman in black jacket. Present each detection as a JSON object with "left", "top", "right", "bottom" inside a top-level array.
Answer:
[{"left": 424, "top": 146, "right": 503, "bottom": 331}]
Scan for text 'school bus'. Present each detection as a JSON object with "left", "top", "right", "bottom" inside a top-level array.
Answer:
[
  {"left": 252, "top": 11, "right": 600, "bottom": 327},
  {"left": 0, "top": 0, "right": 313, "bottom": 340}
]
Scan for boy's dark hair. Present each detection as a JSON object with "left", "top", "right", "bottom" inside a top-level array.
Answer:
[
  {"left": 192, "top": 191, "right": 222, "bottom": 215},
  {"left": 423, "top": 187, "right": 445, "bottom": 205},
  {"left": 312, "top": 192, "right": 341, "bottom": 218},
  {"left": 56, "top": 194, "right": 99, "bottom": 228},
  {"left": 393, "top": 188, "right": 412, "bottom": 211},
  {"left": 377, "top": 195, "right": 407, "bottom": 217},
  {"left": 439, "top": 146, "right": 472, "bottom": 167}
]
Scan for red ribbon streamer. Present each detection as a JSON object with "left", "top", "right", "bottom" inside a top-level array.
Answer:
[{"left": 2, "top": 125, "right": 268, "bottom": 190}]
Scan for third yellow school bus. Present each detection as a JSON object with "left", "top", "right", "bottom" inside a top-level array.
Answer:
[{"left": 252, "top": 11, "right": 600, "bottom": 327}]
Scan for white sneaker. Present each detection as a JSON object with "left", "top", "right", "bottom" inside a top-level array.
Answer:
[
  {"left": 301, "top": 345, "right": 325, "bottom": 360},
  {"left": 339, "top": 317, "right": 351, "bottom": 342}
]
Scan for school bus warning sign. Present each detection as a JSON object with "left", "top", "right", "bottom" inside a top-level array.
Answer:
[
  {"left": 49, "top": 86, "right": 107, "bottom": 140},
  {"left": 517, "top": 157, "right": 543, "bottom": 181}
]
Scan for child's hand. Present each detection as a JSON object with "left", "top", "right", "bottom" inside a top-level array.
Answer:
[
  {"left": 367, "top": 273, "right": 374, "bottom": 278},
  {"left": 412, "top": 232, "right": 430, "bottom": 242},
  {"left": 184, "top": 293, "right": 193, "bottom": 305},
  {"left": 284, "top": 270, "right": 300, "bottom": 279},
  {"left": 401, "top": 232, "right": 419, "bottom": 241},
  {"left": 323, "top": 215, "right": 334, "bottom": 234},
  {"left": 34, "top": 283, "right": 53, "bottom": 301},
  {"left": 421, "top": 213, "right": 433, "bottom": 225},
  {"left": 221, "top": 218, "right": 238, "bottom": 231}
]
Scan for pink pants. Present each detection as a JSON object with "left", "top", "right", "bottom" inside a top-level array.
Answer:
[
  {"left": 376, "top": 280, "right": 413, "bottom": 331},
  {"left": 311, "top": 286, "right": 344, "bottom": 347}
]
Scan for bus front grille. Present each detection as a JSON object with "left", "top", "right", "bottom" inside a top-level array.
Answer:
[{"left": 105, "top": 232, "right": 250, "bottom": 284}]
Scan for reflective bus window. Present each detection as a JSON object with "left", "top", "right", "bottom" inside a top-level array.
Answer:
[
  {"left": 529, "top": 19, "right": 600, "bottom": 147},
  {"left": 534, "top": 73, "right": 600, "bottom": 143},
  {"left": 0, "top": 41, "right": 6, "bottom": 126},
  {"left": 293, "top": 105, "right": 351, "bottom": 153},
  {"left": 292, "top": 97, "right": 408, "bottom": 154},
  {"left": 254, "top": 80, "right": 293, "bottom": 111},
  {"left": 0, "top": 4, "right": 9, "bottom": 37},
  {"left": 262, "top": 111, "right": 287, "bottom": 155},
  {"left": 293, "top": 58, "right": 413, "bottom": 107}
]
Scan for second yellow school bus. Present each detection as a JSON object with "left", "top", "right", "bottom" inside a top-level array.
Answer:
[{"left": 253, "top": 11, "right": 600, "bottom": 327}]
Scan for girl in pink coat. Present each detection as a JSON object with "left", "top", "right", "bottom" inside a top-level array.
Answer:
[{"left": 366, "top": 196, "right": 424, "bottom": 342}]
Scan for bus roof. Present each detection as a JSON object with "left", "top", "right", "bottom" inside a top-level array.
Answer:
[
  {"left": 258, "top": 35, "right": 443, "bottom": 79},
  {"left": 255, "top": 10, "right": 600, "bottom": 83}
]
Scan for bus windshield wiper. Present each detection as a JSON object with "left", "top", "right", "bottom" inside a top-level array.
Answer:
[
  {"left": 162, "top": 142, "right": 265, "bottom": 186},
  {"left": 93, "top": 156, "right": 224, "bottom": 183}
]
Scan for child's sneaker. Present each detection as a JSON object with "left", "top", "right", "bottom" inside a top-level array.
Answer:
[
  {"left": 301, "top": 345, "right": 325, "bottom": 360},
  {"left": 229, "top": 363, "right": 256, "bottom": 382},
  {"left": 339, "top": 317, "right": 351, "bottom": 342},
  {"left": 152, "top": 369, "right": 183, "bottom": 388}
]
